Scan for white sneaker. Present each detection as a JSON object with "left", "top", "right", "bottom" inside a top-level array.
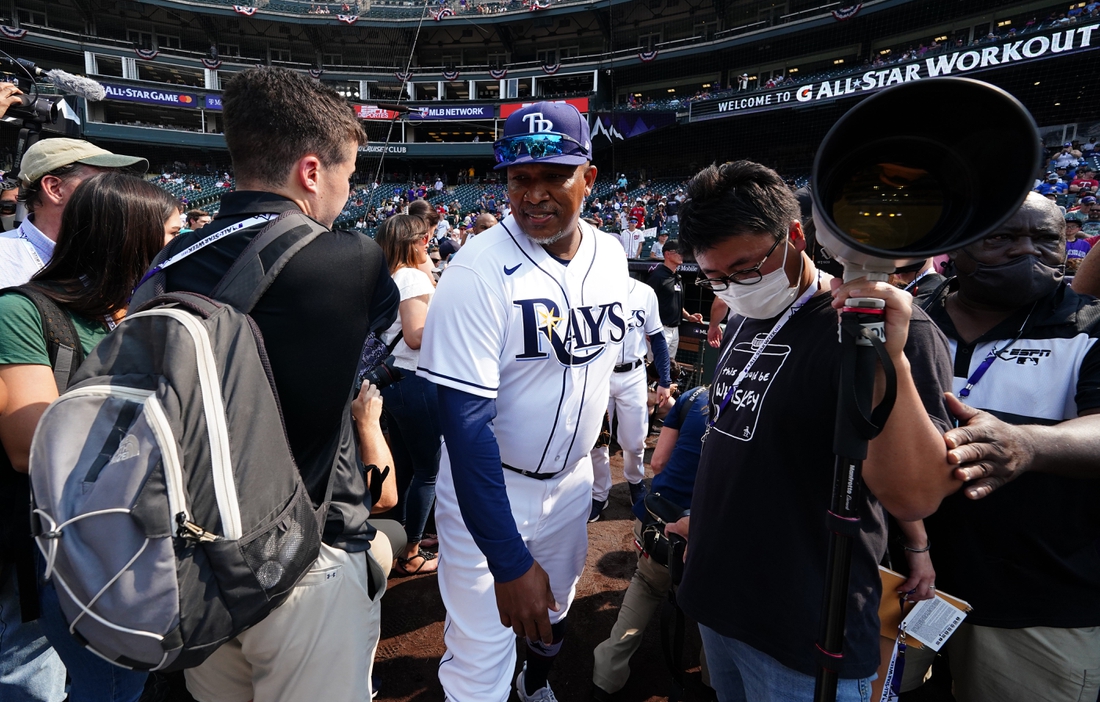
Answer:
[{"left": 515, "top": 662, "right": 559, "bottom": 702}]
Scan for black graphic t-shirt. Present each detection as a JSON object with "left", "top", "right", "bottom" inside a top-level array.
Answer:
[{"left": 678, "top": 291, "right": 953, "bottom": 679}]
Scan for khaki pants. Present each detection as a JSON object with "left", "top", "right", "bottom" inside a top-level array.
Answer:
[
  {"left": 185, "top": 543, "right": 386, "bottom": 702},
  {"left": 592, "top": 520, "right": 708, "bottom": 693},
  {"left": 949, "top": 622, "right": 1100, "bottom": 702}
]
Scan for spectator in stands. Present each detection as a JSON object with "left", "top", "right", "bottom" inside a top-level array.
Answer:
[
  {"left": 1070, "top": 168, "right": 1099, "bottom": 195},
  {"left": 0, "top": 139, "right": 148, "bottom": 288},
  {"left": 1065, "top": 213, "right": 1090, "bottom": 273},
  {"left": 1, "top": 173, "right": 172, "bottom": 702},
  {"left": 591, "top": 386, "right": 710, "bottom": 701},
  {"left": 183, "top": 209, "right": 212, "bottom": 233},
  {"left": 146, "top": 66, "right": 400, "bottom": 702},
  {"left": 650, "top": 230, "right": 669, "bottom": 260},
  {"left": 373, "top": 214, "right": 441, "bottom": 577},
  {"left": 918, "top": 192, "right": 1100, "bottom": 702},
  {"left": 670, "top": 160, "right": 956, "bottom": 702},
  {"left": 1083, "top": 137, "right": 1097, "bottom": 156},
  {"left": 1036, "top": 173, "right": 1067, "bottom": 196},
  {"left": 1053, "top": 143, "right": 1079, "bottom": 169},
  {"left": 0, "top": 178, "right": 19, "bottom": 233},
  {"left": 619, "top": 218, "right": 644, "bottom": 259}
]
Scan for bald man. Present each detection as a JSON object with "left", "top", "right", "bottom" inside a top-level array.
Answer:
[{"left": 462, "top": 212, "right": 498, "bottom": 245}]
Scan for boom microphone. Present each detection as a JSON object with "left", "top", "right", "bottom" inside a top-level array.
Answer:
[{"left": 44, "top": 69, "right": 106, "bottom": 102}]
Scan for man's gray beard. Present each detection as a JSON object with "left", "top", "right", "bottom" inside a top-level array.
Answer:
[{"left": 524, "top": 227, "right": 571, "bottom": 247}]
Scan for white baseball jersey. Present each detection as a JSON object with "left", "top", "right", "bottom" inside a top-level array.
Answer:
[
  {"left": 418, "top": 214, "right": 630, "bottom": 475},
  {"left": 617, "top": 277, "right": 664, "bottom": 365},
  {"left": 618, "top": 227, "right": 643, "bottom": 258}
]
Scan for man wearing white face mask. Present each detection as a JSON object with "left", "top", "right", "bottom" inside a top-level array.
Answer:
[{"left": 666, "top": 161, "right": 961, "bottom": 702}]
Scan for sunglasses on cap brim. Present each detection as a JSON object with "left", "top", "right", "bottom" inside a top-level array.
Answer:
[{"left": 494, "top": 133, "right": 588, "bottom": 166}]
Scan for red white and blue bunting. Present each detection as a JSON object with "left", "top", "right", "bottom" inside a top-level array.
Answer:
[
  {"left": 442, "top": 69, "right": 460, "bottom": 81},
  {"left": 432, "top": 7, "right": 455, "bottom": 20},
  {"left": 0, "top": 25, "right": 27, "bottom": 40},
  {"left": 394, "top": 70, "right": 413, "bottom": 82},
  {"left": 201, "top": 58, "right": 223, "bottom": 69},
  {"left": 541, "top": 63, "right": 560, "bottom": 75},
  {"left": 489, "top": 68, "right": 508, "bottom": 79},
  {"left": 309, "top": 68, "right": 324, "bottom": 79},
  {"left": 337, "top": 14, "right": 358, "bottom": 24},
  {"left": 233, "top": 5, "right": 257, "bottom": 15},
  {"left": 831, "top": 3, "right": 862, "bottom": 20},
  {"left": 638, "top": 49, "right": 658, "bottom": 62},
  {"left": 529, "top": 0, "right": 550, "bottom": 10},
  {"left": 134, "top": 47, "right": 159, "bottom": 60}
]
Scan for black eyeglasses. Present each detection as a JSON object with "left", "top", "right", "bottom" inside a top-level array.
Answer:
[
  {"left": 494, "top": 133, "right": 587, "bottom": 166},
  {"left": 694, "top": 235, "right": 785, "bottom": 291}
]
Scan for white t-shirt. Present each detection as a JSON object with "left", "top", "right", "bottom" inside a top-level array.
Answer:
[
  {"left": 650, "top": 239, "right": 665, "bottom": 260},
  {"left": 382, "top": 266, "right": 436, "bottom": 371}
]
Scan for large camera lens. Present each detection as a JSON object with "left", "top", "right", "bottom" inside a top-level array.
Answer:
[{"left": 831, "top": 162, "right": 945, "bottom": 252}]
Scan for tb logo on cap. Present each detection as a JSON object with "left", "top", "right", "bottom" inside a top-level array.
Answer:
[{"left": 523, "top": 112, "right": 554, "bottom": 133}]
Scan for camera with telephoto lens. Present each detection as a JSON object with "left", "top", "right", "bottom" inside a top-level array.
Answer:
[{"left": 358, "top": 355, "right": 405, "bottom": 392}]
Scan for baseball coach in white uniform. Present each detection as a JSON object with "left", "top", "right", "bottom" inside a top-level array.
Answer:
[{"left": 418, "top": 101, "right": 630, "bottom": 702}]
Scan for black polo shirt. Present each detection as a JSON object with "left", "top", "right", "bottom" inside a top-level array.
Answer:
[
  {"left": 160, "top": 191, "right": 399, "bottom": 551},
  {"left": 919, "top": 281, "right": 1100, "bottom": 628},
  {"left": 647, "top": 264, "right": 683, "bottom": 328}
]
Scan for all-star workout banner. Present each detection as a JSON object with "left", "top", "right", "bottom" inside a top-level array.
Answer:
[{"left": 690, "top": 22, "right": 1100, "bottom": 123}]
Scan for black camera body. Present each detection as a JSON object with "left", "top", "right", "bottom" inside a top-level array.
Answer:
[{"left": 359, "top": 355, "right": 405, "bottom": 392}]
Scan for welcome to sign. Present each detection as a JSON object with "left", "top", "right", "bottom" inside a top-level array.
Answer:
[{"left": 690, "top": 23, "right": 1099, "bottom": 123}]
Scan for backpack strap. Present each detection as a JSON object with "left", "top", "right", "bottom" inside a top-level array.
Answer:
[
  {"left": 10, "top": 285, "right": 85, "bottom": 393},
  {"left": 0, "top": 286, "right": 84, "bottom": 623},
  {"left": 672, "top": 386, "right": 706, "bottom": 432},
  {"left": 211, "top": 211, "right": 331, "bottom": 314}
]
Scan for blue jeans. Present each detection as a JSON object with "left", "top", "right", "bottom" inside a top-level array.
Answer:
[
  {"left": 38, "top": 576, "right": 147, "bottom": 702},
  {"left": 0, "top": 563, "right": 65, "bottom": 702},
  {"left": 381, "top": 372, "right": 441, "bottom": 544},
  {"left": 699, "top": 625, "right": 874, "bottom": 702}
]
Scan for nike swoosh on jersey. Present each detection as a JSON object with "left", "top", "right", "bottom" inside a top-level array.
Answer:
[{"left": 504, "top": 263, "right": 522, "bottom": 275}]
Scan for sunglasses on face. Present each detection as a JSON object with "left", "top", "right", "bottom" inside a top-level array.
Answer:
[
  {"left": 0, "top": 202, "right": 16, "bottom": 215},
  {"left": 494, "top": 133, "right": 587, "bottom": 166}
]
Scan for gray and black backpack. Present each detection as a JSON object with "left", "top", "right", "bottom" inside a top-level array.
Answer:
[{"left": 28, "top": 211, "right": 352, "bottom": 671}]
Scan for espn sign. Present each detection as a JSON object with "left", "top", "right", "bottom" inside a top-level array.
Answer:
[
  {"left": 354, "top": 105, "right": 400, "bottom": 120},
  {"left": 501, "top": 96, "right": 588, "bottom": 118}
]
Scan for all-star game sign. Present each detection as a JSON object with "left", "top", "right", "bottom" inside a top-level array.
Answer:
[{"left": 690, "top": 23, "right": 1099, "bottom": 122}]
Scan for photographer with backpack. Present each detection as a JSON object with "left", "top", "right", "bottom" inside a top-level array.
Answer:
[
  {"left": 129, "top": 66, "right": 400, "bottom": 702},
  {"left": 0, "top": 172, "right": 179, "bottom": 702}
]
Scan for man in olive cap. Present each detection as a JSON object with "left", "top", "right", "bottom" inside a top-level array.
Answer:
[{"left": 0, "top": 138, "right": 147, "bottom": 287}]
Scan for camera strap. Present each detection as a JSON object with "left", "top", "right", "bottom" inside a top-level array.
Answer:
[{"left": 704, "top": 272, "right": 821, "bottom": 443}]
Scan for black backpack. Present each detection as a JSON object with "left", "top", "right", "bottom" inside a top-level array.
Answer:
[{"left": 0, "top": 285, "right": 85, "bottom": 623}]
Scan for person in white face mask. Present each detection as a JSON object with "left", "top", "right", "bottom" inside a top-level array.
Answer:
[{"left": 665, "top": 160, "right": 963, "bottom": 702}]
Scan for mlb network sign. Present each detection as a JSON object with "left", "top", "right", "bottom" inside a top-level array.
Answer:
[{"left": 690, "top": 23, "right": 1099, "bottom": 122}]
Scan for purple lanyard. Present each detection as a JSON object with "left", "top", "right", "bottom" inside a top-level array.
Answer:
[
  {"left": 957, "top": 304, "right": 1035, "bottom": 399},
  {"left": 706, "top": 274, "right": 821, "bottom": 436}
]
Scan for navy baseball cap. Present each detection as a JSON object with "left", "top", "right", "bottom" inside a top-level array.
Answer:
[{"left": 493, "top": 101, "right": 592, "bottom": 170}]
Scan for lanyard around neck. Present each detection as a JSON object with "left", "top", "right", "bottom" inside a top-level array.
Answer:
[
  {"left": 957, "top": 302, "right": 1036, "bottom": 399},
  {"left": 706, "top": 273, "right": 821, "bottom": 436},
  {"left": 134, "top": 214, "right": 275, "bottom": 292}
]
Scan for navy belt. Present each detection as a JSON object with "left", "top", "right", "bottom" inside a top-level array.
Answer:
[
  {"left": 502, "top": 463, "right": 561, "bottom": 480},
  {"left": 614, "top": 359, "right": 644, "bottom": 373}
]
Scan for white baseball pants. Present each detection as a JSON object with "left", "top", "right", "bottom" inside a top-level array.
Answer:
[
  {"left": 591, "top": 364, "right": 649, "bottom": 502},
  {"left": 435, "top": 443, "right": 592, "bottom": 702}
]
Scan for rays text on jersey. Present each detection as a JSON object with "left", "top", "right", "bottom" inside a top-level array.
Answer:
[{"left": 514, "top": 298, "right": 627, "bottom": 366}]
